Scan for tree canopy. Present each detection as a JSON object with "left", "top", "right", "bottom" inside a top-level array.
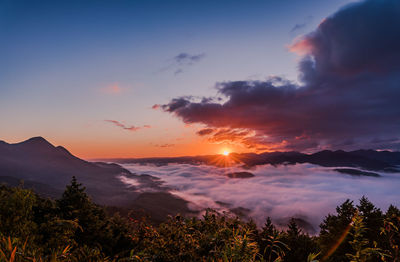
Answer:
[{"left": 0, "top": 178, "right": 399, "bottom": 261}]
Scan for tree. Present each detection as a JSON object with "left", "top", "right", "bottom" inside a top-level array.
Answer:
[
  {"left": 381, "top": 205, "right": 400, "bottom": 261},
  {"left": 261, "top": 217, "right": 279, "bottom": 238},
  {"left": 345, "top": 213, "right": 387, "bottom": 262},
  {"left": 56, "top": 177, "right": 109, "bottom": 252},
  {"left": 319, "top": 199, "right": 357, "bottom": 261},
  {"left": 0, "top": 185, "right": 38, "bottom": 242},
  {"left": 356, "top": 196, "right": 383, "bottom": 247},
  {"left": 282, "top": 219, "right": 318, "bottom": 262}
]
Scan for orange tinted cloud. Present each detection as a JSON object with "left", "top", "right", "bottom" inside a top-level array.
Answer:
[
  {"left": 102, "top": 83, "right": 122, "bottom": 94},
  {"left": 154, "top": 143, "right": 175, "bottom": 148},
  {"left": 288, "top": 37, "right": 314, "bottom": 55}
]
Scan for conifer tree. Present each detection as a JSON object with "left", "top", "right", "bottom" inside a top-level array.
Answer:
[{"left": 57, "top": 176, "right": 109, "bottom": 251}]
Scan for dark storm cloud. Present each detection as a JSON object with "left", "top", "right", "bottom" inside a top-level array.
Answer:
[
  {"left": 291, "top": 0, "right": 400, "bottom": 78},
  {"left": 160, "top": 0, "right": 400, "bottom": 151}
]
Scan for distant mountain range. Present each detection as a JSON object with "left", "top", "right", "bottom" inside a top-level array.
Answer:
[{"left": 107, "top": 149, "right": 400, "bottom": 172}]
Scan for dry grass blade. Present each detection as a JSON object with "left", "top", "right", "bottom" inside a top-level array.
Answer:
[
  {"left": 62, "top": 245, "right": 70, "bottom": 255},
  {"left": 0, "top": 248, "right": 6, "bottom": 260},
  {"left": 7, "top": 237, "right": 11, "bottom": 252},
  {"left": 22, "top": 238, "right": 28, "bottom": 252},
  {"left": 10, "top": 246, "right": 17, "bottom": 262}
]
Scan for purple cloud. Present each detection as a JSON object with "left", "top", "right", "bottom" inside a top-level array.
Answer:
[
  {"left": 174, "top": 52, "right": 205, "bottom": 64},
  {"left": 159, "top": 52, "right": 206, "bottom": 75}
]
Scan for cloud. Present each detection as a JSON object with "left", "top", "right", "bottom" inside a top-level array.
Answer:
[
  {"left": 121, "top": 162, "right": 400, "bottom": 231},
  {"left": 105, "top": 120, "right": 150, "bottom": 132},
  {"left": 196, "top": 128, "right": 215, "bottom": 136},
  {"left": 174, "top": 69, "right": 183, "bottom": 75},
  {"left": 290, "top": 0, "right": 400, "bottom": 77},
  {"left": 161, "top": 0, "right": 400, "bottom": 152},
  {"left": 290, "top": 16, "right": 313, "bottom": 34},
  {"left": 208, "top": 128, "right": 254, "bottom": 145},
  {"left": 101, "top": 83, "right": 122, "bottom": 94},
  {"left": 290, "top": 23, "right": 306, "bottom": 33},
  {"left": 173, "top": 52, "right": 205, "bottom": 64},
  {"left": 154, "top": 143, "right": 175, "bottom": 148},
  {"left": 159, "top": 52, "right": 206, "bottom": 75}
]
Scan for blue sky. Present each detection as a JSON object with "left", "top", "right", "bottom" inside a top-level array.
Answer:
[{"left": 0, "top": 0, "right": 358, "bottom": 157}]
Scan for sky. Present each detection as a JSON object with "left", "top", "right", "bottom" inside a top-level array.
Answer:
[{"left": 1, "top": 0, "right": 399, "bottom": 158}]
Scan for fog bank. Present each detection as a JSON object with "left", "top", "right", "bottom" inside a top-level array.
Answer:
[{"left": 120, "top": 163, "right": 400, "bottom": 232}]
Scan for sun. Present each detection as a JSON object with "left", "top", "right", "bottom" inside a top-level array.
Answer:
[{"left": 222, "top": 150, "right": 230, "bottom": 156}]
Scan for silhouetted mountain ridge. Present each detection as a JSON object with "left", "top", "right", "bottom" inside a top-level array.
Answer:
[
  {"left": 110, "top": 149, "right": 400, "bottom": 172},
  {"left": 0, "top": 137, "right": 134, "bottom": 202},
  {"left": 0, "top": 137, "right": 195, "bottom": 222}
]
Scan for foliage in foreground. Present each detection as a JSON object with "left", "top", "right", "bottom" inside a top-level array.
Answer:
[{"left": 0, "top": 177, "right": 399, "bottom": 261}]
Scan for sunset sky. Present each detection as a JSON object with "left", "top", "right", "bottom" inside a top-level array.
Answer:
[{"left": 1, "top": 0, "right": 400, "bottom": 158}]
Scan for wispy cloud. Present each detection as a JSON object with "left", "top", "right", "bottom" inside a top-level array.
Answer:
[
  {"left": 174, "top": 68, "right": 183, "bottom": 75},
  {"left": 158, "top": 52, "right": 206, "bottom": 75},
  {"left": 105, "top": 120, "right": 150, "bottom": 132},
  {"left": 154, "top": 143, "right": 175, "bottom": 148},
  {"left": 290, "top": 23, "right": 306, "bottom": 33},
  {"left": 101, "top": 83, "right": 122, "bottom": 94},
  {"left": 173, "top": 52, "right": 205, "bottom": 64},
  {"left": 290, "top": 16, "right": 313, "bottom": 35},
  {"left": 196, "top": 128, "right": 215, "bottom": 136}
]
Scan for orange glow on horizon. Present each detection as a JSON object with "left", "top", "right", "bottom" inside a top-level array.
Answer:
[
  {"left": 66, "top": 140, "right": 247, "bottom": 160},
  {"left": 1, "top": 134, "right": 253, "bottom": 159}
]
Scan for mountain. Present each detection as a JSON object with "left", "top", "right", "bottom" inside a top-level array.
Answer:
[
  {"left": 0, "top": 137, "right": 192, "bottom": 221},
  {"left": 0, "top": 137, "right": 133, "bottom": 204},
  {"left": 109, "top": 149, "right": 400, "bottom": 172}
]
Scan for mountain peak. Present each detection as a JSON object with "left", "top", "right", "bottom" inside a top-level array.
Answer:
[
  {"left": 16, "top": 137, "right": 55, "bottom": 150},
  {"left": 25, "top": 136, "right": 48, "bottom": 143}
]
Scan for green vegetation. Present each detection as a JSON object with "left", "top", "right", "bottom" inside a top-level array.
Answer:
[{"left": 0, "top": 177, "right": 399, "bottom": 261}]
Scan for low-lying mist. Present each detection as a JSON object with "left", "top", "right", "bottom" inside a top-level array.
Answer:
[{"left": 119, "top": 163, "right": 400, "bottom": 232}]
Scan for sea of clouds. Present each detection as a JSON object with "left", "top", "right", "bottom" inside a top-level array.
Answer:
[{"left": 119, "top": 163, "right": 400, "bottom": 231}]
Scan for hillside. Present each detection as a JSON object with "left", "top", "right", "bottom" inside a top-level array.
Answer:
[{"left": 0, "top": 137, "right": 191, "bottom": 221}]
